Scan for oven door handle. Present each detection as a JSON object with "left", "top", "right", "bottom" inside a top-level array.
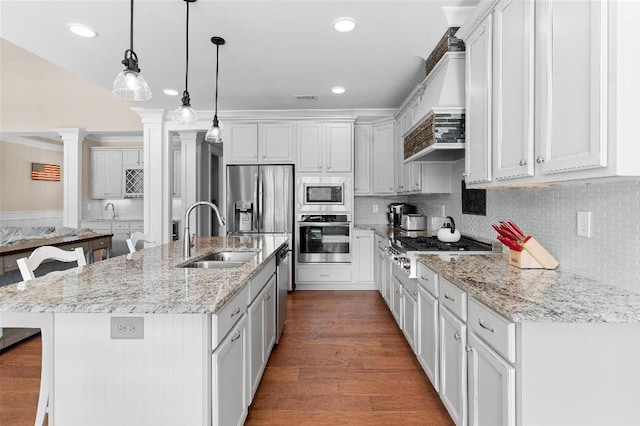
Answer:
[{"left": 298, "top": 222, "right": 351, "bottom": 227}]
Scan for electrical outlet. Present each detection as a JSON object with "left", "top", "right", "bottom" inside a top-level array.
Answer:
[
  {"left": 372, "top": 204, "right": 379, "bottom": 213},
  {"left": 577, "top": 211, "right": 592, "bottom": 238},
  {"left": 111, "top": 317, "right": 144, "bottom": 339}
]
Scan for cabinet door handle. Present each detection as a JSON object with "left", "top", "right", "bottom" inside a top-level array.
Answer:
[
  {"left": 420, "top": 275, "right": 429, "bottom": 281},
  {"left": 444, "top": 294, "right": 455, "bottom": 302},
  {"left": 413, "top": 291, "right": 418, "bottom": 297},
  {"left": 230, "top": 306, "right": 241, "bottom": 318},
  {"left": 264, "top": 294, "right": 271, "bottom": 301},
  {"left": 478, "top": 318, "right": 495, "bottom": 333},
  {"left": 453, "top": 332, "right": 461, "bottom": 341},
  {"left": 536, "top": 156, "right": 545, "bottom": 164},
  {"left": 230, "top": 330, "right": 241, "bottom": 343},
  {"left": 465, "top": 345, "right": 474, "bottom": 353},
  {"left": 519, "top": 159, "right": 527, "bottom": 166}
]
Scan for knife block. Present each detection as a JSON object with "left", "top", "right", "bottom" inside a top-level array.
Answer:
[{"left": 508, "top": 249, "right": 545, "bottom": 269}]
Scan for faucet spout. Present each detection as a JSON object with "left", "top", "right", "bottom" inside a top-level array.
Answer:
[
  {"left": 104, "top": 203, "right": 116, "bottom": 220},
  {"left": 183, "top": 201, "right": 226, "bottom": 258}
]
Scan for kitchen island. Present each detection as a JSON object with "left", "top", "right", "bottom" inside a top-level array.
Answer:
[{"left": 0, "top": 234, "right": 289, "bottom": 426}]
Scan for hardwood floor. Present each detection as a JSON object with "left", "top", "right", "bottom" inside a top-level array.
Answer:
[
  {"left": 0, "top": 291, "right": 453, "bottom": 425},
  {"left": 0, "top": 333, "right": 41, "bottom": 426},
  {"left": 245, "top": 290, "right": 453, "bottom": 425}
]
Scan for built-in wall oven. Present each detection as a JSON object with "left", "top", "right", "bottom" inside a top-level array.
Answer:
[{"left": 297, "top": 214, "right": 351, "bottom": 263}]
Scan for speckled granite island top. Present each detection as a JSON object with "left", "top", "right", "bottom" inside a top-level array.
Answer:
[
  {"left": 417, "top": 254, "right": 640, "bottom": 323},
  {"left": 0, "top": 234, "right": 289, "bottom": 315}
]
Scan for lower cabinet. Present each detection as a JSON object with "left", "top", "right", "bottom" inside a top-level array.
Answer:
[
  {"left": 353, "top": 230, "right": 375, "bottom": 284},
  {"left": 402, "top": 286, "right": 417, "bottom": 353},
  {"left": 248, "top": 275, "right": 277, "bottom": 402},
  {"left": 417, "top": 283, "right": 439, "bottom": 391},
  {"left": 467, "top": 332, "right": 515, "bottom": 426},
  {"left": 391, "top": 276, "right": 403, "bottom": 328},
  {"left": 212, "top": 314, "right": 247, "bottom": 426},
  {"left": 439, "top": 305, "right": 468, "bottom": 426}
]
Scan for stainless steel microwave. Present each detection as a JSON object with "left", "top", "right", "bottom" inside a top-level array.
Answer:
[{"left": 303, "top": 183, "right": 344, "bottom": 205}]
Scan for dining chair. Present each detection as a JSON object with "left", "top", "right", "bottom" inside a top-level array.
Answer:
[{"left": 126, "top": 232, "right": 155, "bottom": 253}]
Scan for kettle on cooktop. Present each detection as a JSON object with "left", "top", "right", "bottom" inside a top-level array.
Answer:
[{"left": 437, "top": 216, "right": 461, "bottom": 243}]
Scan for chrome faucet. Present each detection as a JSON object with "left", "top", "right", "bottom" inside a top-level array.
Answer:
[
  {"left": 104, "top": 202, "right": 116, "bottom": 220},
  {"left": 183, "top": 201, "right": 226, "bottom": 258}
]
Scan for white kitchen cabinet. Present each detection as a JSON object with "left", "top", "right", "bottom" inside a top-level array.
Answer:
[
  {"left": 123, "top": 149, "right": 144, "bottom": 198},
  {"left": 492, "top": 0, "right": 534, "bottom": 181},
  {"left": 263, "top": 276, "right": 277, "bottom": 359},
  {"left": 297, "top": 122, "right": 353, "bottom": 173},
  {"left": 173, "top": 150, "right": 181, "bottom": 197},
  {"left": 89, "top": 149, "right": 123, "bottom": 199},
  {"left": 353, "top": 230, "right": 374, "bottom": 284},
  {"left": 122, "top": 148, "right": 143, "bottom": 167},
  {"left": 417, "top": 281, "right": 440, "bottom": 391},
  {"left": 111, "top": 222, "right": 131, "bottom": 257},
  {"left": 224, "top": 123, "right": 259, "bottom": 163},
  {"left": 212, "top": 314, "right": 247, "bottom": 426},
  {"left": 467, "top": 332, "right": 515, "bottom": 426},
  {"left": 259, "top": 123, "right": 295, "bottom": 163},
  {"left": 391, "top": 276, "right": 403, "bottom": 329},
  {"left": 402, "top": 281, "right": 417, "bottom": 353},
  {"left": 354, "top": 124, "right": 372, "bottom": 195},
  {"left": 463, "top": 14, "right": 492, "bottom": 185},
  {"left": 439, "top": 305, "right": 468, "bottom": 426},
  {"left": 372, "top": 119, "right": 395, "bottom": 194},
  {"left": 248, "top": 273, "right": 276, "bottom": 402}
]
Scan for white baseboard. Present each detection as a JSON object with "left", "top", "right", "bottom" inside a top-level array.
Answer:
[
  {"left": 295, "top": 282, "right": 377, "bottom": 290},
  {"left": 0, "top": 210, "right": 63, "bottom": 228}
]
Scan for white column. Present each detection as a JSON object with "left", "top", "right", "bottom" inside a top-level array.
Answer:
[
  {"left": 132, "top": 108, "right": 171, "bottom": 244},
  {"left": 56, "top": 128, "right": 85, "bottom": 228},
  {"left": 177, "top": 131, "right": 199, "bottom": 222}
]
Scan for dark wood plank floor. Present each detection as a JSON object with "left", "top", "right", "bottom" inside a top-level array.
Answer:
[
  {"left": 245, "top": 290, "right": 453, "bottom": 425},
  {"left": 0, "top": 291, "right": 453, "bottom": 425}
]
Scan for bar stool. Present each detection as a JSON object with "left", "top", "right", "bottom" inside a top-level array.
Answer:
[{"left": 126, "top": 232, "right": 155, "bottom": 253}]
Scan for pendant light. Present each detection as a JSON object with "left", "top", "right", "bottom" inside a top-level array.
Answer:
[
  {"left": 204, "top": 36, "right": 226, "bottom": 143},
  {"left": 173, "top": 0, "right": 197, "bottom": 125},
  {"left": 112, "top": 0, "right": 152, "bottom": 101}
]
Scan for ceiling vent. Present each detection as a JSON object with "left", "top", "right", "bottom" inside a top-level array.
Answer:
[{"left": 294, "top": 95, "right": 317, "bottom": 101}]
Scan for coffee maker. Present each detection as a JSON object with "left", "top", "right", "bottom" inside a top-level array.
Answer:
[{"left": 387, "top": 203, "right": 417, "bottom": 227}]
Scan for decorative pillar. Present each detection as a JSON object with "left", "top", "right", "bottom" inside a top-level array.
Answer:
[
  {"left": 132, "top": 108, "right": 171, "bottom": 244},
  {"left": 176, "top": 131, "right": 199, "bottom": 225},
  {"left": 56, "top": 128, "right": 85, "bottom": 228}
]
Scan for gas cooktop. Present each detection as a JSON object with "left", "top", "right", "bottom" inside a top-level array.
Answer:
[{"left": 392, "top": 236, "right": 493, "bottom": 253}]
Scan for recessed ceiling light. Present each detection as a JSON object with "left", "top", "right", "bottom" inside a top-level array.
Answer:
[
  {"left": 163, "top": 89, "right": 180, "bottom": 96},
  {"left": 68, "top": 24, "right": 97, "bottom": 38},
  {"left": 334, "top": 18, "right": 356, "bottom": 32},
  {"left": 332, "top": 87, "right": 346, "bottom": 94}
]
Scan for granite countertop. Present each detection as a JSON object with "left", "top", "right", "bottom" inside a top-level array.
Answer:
[
  {"left": 417, "top": 254, "right": 640, "bottom": 323},
  {"left": 0, "top": 234, "right": 289, "bottom": 315},
  {"left": 83, "top": 218, "right": 144, "bottom": 222}
]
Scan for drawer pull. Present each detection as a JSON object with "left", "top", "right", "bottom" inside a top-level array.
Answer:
[
  {"left": 453, "top": 332, "right": 461, "bottom": 341},
  {"left": 478, "top": 318, "right": 495, "bottom": 333},
  {"left": 230, "top": 307, "right": 241, "bottom": 318},
  {"left": 444, "top": 294, "right": 455, "bottom": 302},
  {"left": 413, "top": 291, "right": 418, "bottom": 297},
  {"left": 264, "top": 294, "right": 271, "bottom": 301},
  {"left": 395, "top": 289, "right": 401, "bottom": 294},
  {"left": 230, "top": 331, "right": 241, "bottom": 343},
  {"left": 420, "top": 275, "right": 429, "bottom": 281},
  {"left": 465, "top": 345, "right": 473, "bottom": 353}
]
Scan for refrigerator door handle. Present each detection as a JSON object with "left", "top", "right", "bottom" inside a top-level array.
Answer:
[
  {"left": 258, "top": 169, "right": 264, "bottom": 230},
  {"left": 253, "top": 169, "right": 260, "bottom": 231}
]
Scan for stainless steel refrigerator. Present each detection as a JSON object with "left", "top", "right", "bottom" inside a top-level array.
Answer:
[{"left": 226, "top": 165, "right": 294, "bottom": 235}]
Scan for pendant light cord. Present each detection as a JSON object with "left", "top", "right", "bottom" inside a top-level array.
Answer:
[
  {"left": 184, "top": 1, "right": 190, "bottom": 93},
  {"left": 129, "top": 0, "right": 134, "bottom": 52},
  {"left": 215, "top": 43, "right": 219, "bottom": 116}
]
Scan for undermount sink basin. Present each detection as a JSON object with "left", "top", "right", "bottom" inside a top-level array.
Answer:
[{"left": 180, "top": 249, "right": 259, "bottom": 269}]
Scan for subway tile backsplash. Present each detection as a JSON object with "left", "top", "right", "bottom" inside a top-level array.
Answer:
[{"left": 356, "top": 159, "right": 640, "bottom": 294}]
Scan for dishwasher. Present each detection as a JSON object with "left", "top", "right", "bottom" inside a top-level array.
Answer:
[{"left": 275, "top": 244, "right": 291, "bottom": 344}]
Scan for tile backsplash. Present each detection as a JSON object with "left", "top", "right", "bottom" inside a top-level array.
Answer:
[{"left": 357, "top": 159, "right": 640, "bottom": 294}]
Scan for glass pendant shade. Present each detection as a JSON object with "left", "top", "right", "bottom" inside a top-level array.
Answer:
[
  {"left": 204, "top": 117, "right": 223, "bottom": 143},
  {"left": 112, "top": 69, "right": 152, "bottom": 101},
  {"left": 173, "top": 104, "right": 197, "bottom": 125}
]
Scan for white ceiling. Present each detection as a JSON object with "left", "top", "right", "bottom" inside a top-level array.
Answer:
[{"left": 0, "top": 0, "right": 477, "bottom": 113}]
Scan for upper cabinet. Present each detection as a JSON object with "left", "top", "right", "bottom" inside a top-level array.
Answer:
[
  {"left": 459, "top": 0, "right": 640, "bottom": 188},
  {"left": 372, "top": 120, "right": 396, "bottom": 194},
  {"left": 224, "top": 123, "right": 294, "bottom": 164},
  {"left": 297, "top": 122, "right": 353, "bottom": 173},
  {"left": 354, "top": 124, "right": 372, "bottom": 195},
  {"left": 89, "top": 149, "right": 123, "bottom": 199}
]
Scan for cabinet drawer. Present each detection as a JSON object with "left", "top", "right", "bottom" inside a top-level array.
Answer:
[
  {"left": 468, "top": 298, "right": 516, "bottom": 363},
  {"left": 297, "top": 267, "right": 352, "bottom": 282},
  {"left": 130, "top": 222, "right": 144, "bottom": 231},
  {"left": 248, "top": 257, "right": 276, "bottom": 302},
  {"left": 212, "top": 285, "right": 248, "bottom": 349},
  {"left": 112, "top": 223, "right": 130, "bottom": 231},
  {"left": 417, "top": 262, "right": 438, "bottom": 297},
  {"left": 91, "top": 237, "right": 112, "bottom": 251},
  {"left": 439, "top": 278, "right": 467, "bottom": 321},
  {"left": 393, "top": 264, "right": 418, "bottom": 298}
]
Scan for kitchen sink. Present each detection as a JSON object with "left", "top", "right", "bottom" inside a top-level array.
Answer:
[{"left": 180, "top": 249, "right": 259, "bottom": 269}]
